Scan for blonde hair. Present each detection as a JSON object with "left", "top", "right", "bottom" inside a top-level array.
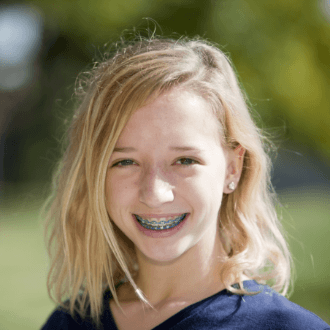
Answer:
[{"left": 43, "top": 35, "right": 293, "bottom": 327}]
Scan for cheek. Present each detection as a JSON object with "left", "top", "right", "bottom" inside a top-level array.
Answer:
[
  {"left": 105, "top": 178, "right": 133, "bottom": 234},
  {"left": 105, "top": 175, "right": 135, "bottom": 213},
  {"left": 184, "top": 167, "right": 225, "bottom": 209},
  {"left": 180, "top": 176, "right": 212, "bottom": 206},
  {"left": 210, "top": 170, "right": 226, "bottom": 196},
  {"left": 105, "top": 176, "right": 121, "bottom": 213}
]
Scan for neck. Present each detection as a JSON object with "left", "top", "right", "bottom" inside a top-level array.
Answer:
[{"left": 133, "top": 229, "right": 227, "bottom": 307}]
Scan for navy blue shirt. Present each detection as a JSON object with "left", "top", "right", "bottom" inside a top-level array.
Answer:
[{"left": 41, "top": 280, "right": 330, "bottom": 329}]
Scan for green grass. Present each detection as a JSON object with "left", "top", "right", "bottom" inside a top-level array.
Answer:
[
  {"left": 1, "top": 193, "right": 55, "bottom": 330},
  {"left": 276, "top": 186, "right": 330, "bottom": 324},
  {"left": 1, "top": 183, "right": 329, "bottom": 329}
]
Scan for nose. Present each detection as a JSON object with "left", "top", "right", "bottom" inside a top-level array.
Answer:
[{"left": 139, "top": 168, "right": 174, "bottom": 208}]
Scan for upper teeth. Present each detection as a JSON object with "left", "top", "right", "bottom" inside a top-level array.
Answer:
[
  {"left": 142, "top": 216, "right": 180, "bottom": 222},
  {"left": 136, "top": 214, "right": 185, "bottom": 225}
]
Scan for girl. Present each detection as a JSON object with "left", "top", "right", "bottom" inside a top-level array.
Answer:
[{"left": 42, "top": 35, "right": 330, "bottom": 329}]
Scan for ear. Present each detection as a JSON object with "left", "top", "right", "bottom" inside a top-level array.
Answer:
[{"left": 223, "top": 144, "right": 246, "bottom": 194}]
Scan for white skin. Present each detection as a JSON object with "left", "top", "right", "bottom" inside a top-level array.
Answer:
[{"left": 105, "top": 88, "right": 246, "bottom": 329}]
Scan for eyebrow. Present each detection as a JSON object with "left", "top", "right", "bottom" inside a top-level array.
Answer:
[
  {"left": 169, "top": 146, "right": 203, "bottom": 152},
  {"left": 113, "top": 147, "right": 137, "bottom": 152},
  {"left": 113, "top": 146, "right": 203, "bottom": 153}
]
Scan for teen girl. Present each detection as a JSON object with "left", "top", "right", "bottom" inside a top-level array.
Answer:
[{"left": 42, "top": 35, "right": 330, "bottom": 329}]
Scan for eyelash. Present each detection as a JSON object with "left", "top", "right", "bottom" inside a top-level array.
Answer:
[
  {"left": 112, "top": 159, "right": 137, "bottom": 167},
  {"left": 112, "top": 158, "right": 198, "bottom": 168},
  {"left": 175, "top": 158, "right": 198, "bottom": 166}
]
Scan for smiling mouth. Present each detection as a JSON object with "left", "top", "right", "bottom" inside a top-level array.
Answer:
[{"left": 134, "top": 213, "right": 187, "bottom": 230}]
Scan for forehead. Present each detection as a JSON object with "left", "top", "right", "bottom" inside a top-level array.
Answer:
[{"left": 116, "top": 89, "right": 222, "bottom": 149}]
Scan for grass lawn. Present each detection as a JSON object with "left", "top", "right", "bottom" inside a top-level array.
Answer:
[
  {"left": 1, "top": 185, "right": 55, "bottom": 330},
  {"left": 276, "top": 185, "right": 330, "bottom": 324},
  {"left": 1, "top": 183, "right": 329, "bottom": 329}
]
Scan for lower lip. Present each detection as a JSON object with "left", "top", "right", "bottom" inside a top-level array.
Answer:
[{"left": 133, "top": 213, "right": 189, "bottom": 238}]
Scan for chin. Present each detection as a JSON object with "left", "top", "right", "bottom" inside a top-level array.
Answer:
[{"left": 137, "top": 243, "right": 192, "bottom": 265}]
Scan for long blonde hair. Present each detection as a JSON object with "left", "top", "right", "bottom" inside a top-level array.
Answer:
[{"left": 43, "top": 35, "right": 293, "bottom": 327}]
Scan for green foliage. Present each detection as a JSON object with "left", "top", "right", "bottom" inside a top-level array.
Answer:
[
  {"left": 208, "top": 0, "right": 330, "bottom": 161},
  {"left": 5, "top": 0, "right": 330, "bottom": 182}
]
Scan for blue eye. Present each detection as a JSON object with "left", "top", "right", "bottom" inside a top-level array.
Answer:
[
  {"left": 175, "top": 158, "right": 198, "bottom": 166},
  {"left": 112, "top": 159, "right": 136, "bottom": 167}
]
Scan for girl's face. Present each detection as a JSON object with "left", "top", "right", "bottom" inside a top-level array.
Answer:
[{"left": 105, "top": 89, "right": 233, "bottom": 263}]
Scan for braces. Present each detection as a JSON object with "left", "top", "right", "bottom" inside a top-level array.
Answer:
[{"left": 135, "top": 214, "right": 186, "bottom": 230}]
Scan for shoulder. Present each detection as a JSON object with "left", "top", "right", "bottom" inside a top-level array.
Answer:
[
  {"left": 41, "top": 307, "right": 84, "bottom": 330},
  {"left": 41, "top": 301, "right": 97, "bottom": 330},
  {"left": 41, "top": 288, "right": 115, "bottom": 330},
  {"left": 239, "top": 281, "right": 330, "bottom": 329}
]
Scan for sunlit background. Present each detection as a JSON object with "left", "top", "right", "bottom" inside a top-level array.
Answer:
[{"left": 1, "top": 0, "right": 329, "bottom": 328}]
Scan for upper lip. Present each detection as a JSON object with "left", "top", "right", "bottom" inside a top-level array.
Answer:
[{"left": 134, "top": 213, "right": 187, "bottom": 219}]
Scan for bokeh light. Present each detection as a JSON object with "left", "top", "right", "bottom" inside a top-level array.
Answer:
[{"left": 0, "top": 4, "right": 43, "bottom": 90}]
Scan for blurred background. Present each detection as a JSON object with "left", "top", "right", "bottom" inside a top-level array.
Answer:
[{"left": 0, "top": 0, "right": 329, "bottom": 328}]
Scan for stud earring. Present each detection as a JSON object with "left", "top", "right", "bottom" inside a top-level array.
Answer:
[{"left": 228, "top": 182, "right": 235, "bottom": 190}]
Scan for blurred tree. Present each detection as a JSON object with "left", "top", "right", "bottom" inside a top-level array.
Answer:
[{"left": 206, "top": 0, "right": 330, "bottom": 162}]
